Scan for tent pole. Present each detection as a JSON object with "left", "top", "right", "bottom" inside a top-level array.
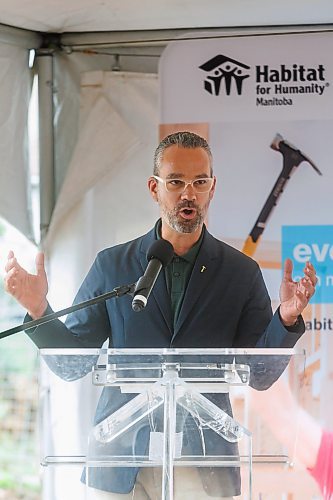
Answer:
[{"left": 36, "top": 52, "right": 55, "bottom": 243}]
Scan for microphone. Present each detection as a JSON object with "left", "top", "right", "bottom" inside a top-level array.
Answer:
[{"left": 132, "top": 239, "right": 174, "bottom": 312}]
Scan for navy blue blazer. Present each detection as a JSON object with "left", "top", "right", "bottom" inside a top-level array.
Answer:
[
  {"left": 28, "top": 222, "right": 304, "bottom": 350},
  {"left": 27, "top": 223, "right": 304, "bottom": 495}
]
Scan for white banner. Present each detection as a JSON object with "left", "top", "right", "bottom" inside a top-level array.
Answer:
[
  {"left": 160, "top": 32, "right": 333, "bottom": 298},
  {"left": 159, "top": 31, "right": 333, "bottom": 498}
]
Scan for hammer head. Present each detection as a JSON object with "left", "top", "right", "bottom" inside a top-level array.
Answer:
[{"left": 271, "top": 133, "right": 322, "bottom": 175}]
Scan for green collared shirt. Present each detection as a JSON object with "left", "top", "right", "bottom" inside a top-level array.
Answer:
[{"left": 156, "top": 220, "right": 204, "bottom": 326}]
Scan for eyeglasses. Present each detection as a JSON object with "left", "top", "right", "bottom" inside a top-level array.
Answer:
[{"left": 153, "top": 175, "right": 214, "bottom": 193}]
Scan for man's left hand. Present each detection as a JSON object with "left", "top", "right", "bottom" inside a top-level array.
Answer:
[{"left": 279, "top": 259, "right": 318, "bottom": 326}]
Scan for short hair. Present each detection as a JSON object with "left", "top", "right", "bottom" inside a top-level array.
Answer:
[{"left": 153, "top": 131, "right": 213, "bottom": 176}]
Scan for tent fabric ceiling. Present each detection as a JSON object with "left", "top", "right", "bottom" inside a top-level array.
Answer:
[
  {"left": 0, "top": 1, "right": 332, "bottom": 242},
  {"left": 1, "top": 0, "right": 333, "bottom": 34}
]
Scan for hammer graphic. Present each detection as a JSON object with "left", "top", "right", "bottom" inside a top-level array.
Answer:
[{"left": 242, "top": 133, "right": 322, "bottom": 257}]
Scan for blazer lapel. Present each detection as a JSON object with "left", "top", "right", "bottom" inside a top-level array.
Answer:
[
  {"left": 173, "top": 229, "right": 220, "bottom": 338},
  {"left": 139, "top": 228, "right": 173, "bottom": 334}
]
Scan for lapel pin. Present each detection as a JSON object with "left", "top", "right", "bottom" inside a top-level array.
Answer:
[{"left": 200, "top": 265, "right": 207, "bottom": 273}]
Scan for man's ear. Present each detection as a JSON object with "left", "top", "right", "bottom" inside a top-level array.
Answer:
[{"left": 148, "top": 177, "right": 159, "bottom": 202}]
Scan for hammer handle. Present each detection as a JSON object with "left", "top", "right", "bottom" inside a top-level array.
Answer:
[
  {"left": 242, "top": 164, "right": 296, "bottom": 257},
  {"left": 251, "top": 172, "right": 291, "bottom": 236},
  {"left": 242, "top": 138, "right": 321, "bottom": 257}
]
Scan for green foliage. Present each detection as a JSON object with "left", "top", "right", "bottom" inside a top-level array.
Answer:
[
  {"left": 0, "top": 218, "right": 40, "bottom": 498},
  {"left": 0, "top": 334, "right": 38, "bottom": 374}
]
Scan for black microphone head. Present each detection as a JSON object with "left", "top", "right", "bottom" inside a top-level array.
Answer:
[{"left": 147, "top": 239, "right": 174, "bottom": 267}]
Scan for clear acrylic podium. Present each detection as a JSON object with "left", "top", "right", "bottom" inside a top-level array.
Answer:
[{"left": 39, "top": 348, "right": 305, "bottom": 499}]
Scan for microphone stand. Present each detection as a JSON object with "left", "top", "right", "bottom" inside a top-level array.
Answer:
[{"left": 0, "top": 282, "right": 136, "bottom": 341}]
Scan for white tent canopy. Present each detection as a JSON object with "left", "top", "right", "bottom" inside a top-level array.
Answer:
[{"left": 1, "top": 2, "right": 333, "bottom": 243}]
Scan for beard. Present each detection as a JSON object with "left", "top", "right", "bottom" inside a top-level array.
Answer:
[{"left": 161, "top": 200, "right": 208, "bottom": 234}]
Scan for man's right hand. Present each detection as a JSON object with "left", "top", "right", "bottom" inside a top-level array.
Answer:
[{"left": 4, "top": 250, "right": 48, "bottom": 319}]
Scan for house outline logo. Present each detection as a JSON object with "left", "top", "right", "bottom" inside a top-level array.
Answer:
[{"left": 199, "top": 54, "right": 251, "bottom": 96}]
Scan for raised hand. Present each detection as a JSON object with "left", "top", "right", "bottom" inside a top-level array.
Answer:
[
  {"left": 4, "top": 250, "right": 48, "bottom": 319},
  {"left": 279, "top": 258, "right": 317, "bottom": 326}
]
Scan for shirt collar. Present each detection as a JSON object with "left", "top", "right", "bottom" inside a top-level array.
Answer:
[{"left": 155, "top": 219, "right": 204, "bottom": 264}]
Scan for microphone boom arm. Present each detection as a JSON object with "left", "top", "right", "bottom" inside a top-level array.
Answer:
[{"left": 0, "top": 283, "right": 136, "bottom": 341}]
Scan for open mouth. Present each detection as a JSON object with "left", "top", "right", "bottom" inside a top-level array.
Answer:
[{"left": 179, "top": 207, "right": 197, "bottom": 220}]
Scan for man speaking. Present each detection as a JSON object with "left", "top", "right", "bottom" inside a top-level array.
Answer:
[{"left": 4, "top": 131, "right": 317, "bottom": 498}]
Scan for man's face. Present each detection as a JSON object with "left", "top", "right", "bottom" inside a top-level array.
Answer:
[{"left": 148, "top": 145, "right": 216, "bottom": 234}]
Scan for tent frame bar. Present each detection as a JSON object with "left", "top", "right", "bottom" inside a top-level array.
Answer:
[
  {"left": 59, "top": 24, "right": 333, "bottom": 50},
  {"left": 0, "top": 23, "right": 327, "bottom": 52},
  {"left": 0, "top": 22, "right": 42, "bottom": 48}
]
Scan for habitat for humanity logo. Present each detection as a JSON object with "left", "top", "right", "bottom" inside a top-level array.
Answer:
[
  {"left": 199, "top": 53, "right": 329, "bottom": 107},
  {"left": 199, "top": 55, "right": 250, "bottom": 96}
]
